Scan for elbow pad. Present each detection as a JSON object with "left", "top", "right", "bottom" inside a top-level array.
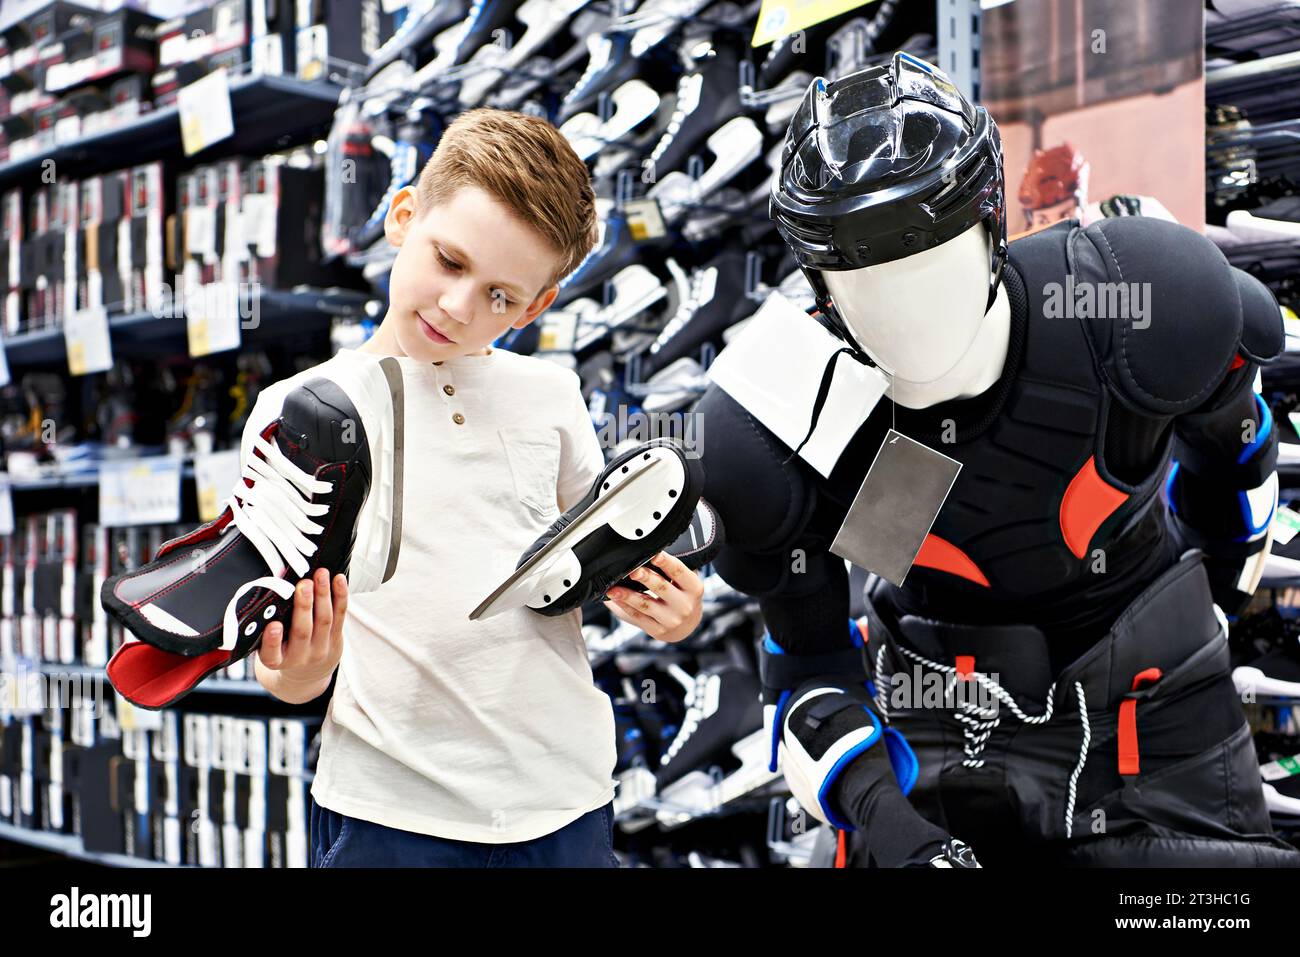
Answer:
[{"left": 1167, "top": 393, "right": 1277, "bottom": 556}]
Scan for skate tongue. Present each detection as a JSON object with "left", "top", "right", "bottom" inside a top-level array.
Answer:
[
  {"left": 274, "top": 400, "right": 327, "bottom": 468},
  {"left": 107, "top": 640, "right": 233, "bottom": 710},
  {"left": 275, "top": 379, "right": 362, "bottom": 468}
]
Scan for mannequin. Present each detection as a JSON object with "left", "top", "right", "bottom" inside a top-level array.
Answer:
[
  {"left": 821, "top": 223, "right": 1010, "bottom": 408},
  {"left": 693, "top": 53, "right": 1299, "bottom": 867}
]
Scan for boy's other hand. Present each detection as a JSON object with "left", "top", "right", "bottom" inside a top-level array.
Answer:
[
  {"left": 257, "top": 568, "right": 348, "bottom": 687},
  {"left": 602, "top": 551, "right": 704, "bottom": 644}
]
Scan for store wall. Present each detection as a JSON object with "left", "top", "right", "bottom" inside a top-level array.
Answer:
[
  {"left": 996, "top": 80, "right": 1207, "bottom": 230},
  {"left": 982, "top": 0, "right": 1206, "bottom": 231}
]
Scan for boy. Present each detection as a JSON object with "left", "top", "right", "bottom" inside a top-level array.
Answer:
[{"left": 246, "top": 109, "right": 707, "bottom": 866}]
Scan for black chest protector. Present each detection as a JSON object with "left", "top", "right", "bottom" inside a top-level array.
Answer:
[{"left": 816, "top": 217, "right": 1263, "bottom": 640}]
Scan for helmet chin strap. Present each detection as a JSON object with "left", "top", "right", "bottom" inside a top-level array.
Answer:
[
  {"left": 781, "top": 341, "right": 870, "bottom": 467},
  {"left": 783, "top": 258, "right": 1008, "bottom": 465},
  {"left": 986, "top": 239, "right": 1008, "bottom": 313},
  {"left": 813, "top": 295, "right": 877, "bottom": 367}
]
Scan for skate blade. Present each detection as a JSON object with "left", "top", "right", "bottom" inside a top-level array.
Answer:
[
  {"left": 469, "top": 457, "right": 666, "bottom": 621},
  {"left": 379, "top": 356, "right": 405, "bottom": 584}
]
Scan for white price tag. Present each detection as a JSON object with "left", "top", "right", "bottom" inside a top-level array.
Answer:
[
  {"left": 63, "top": 306, "right": 114, "bottom": 376},
  {"left": 99, "top": 456, "right": 183, "bottom": 528},
  {"left": 381, "top": 0, "right": 410, "bottom": 11},
  {"left": 538, "top": 310, "right": 578, "bottom": 352},
  {"left": 1261, "top": 754, "right": 1300, "bottom": 781},
  {"left": 187, "top": 282, "right": 242, "bottom": 357},
  {"left": 194, "top": 448, "right": 241, "bottom": 522},
  {"left": 623, "top": 198, "right": 667, "bottom": 241},
  {"left": 177, "top": 67, "right": 235, "bottom": 157},
  {"left": 1273, "top": 506, "right": 1300, "bottom": 546}
]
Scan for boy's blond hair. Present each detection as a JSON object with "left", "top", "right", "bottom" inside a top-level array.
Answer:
[{"left": 415, "top": 107, "right": 599, "bottom": 291}]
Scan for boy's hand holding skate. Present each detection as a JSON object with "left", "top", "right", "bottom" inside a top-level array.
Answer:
[{"left": 258, "top": 567, "right": 349, "bottom": 693}]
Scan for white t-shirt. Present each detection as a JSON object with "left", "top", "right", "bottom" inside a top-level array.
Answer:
[{"left": 239, "top": 346, "right": 615, "bottom": 842}]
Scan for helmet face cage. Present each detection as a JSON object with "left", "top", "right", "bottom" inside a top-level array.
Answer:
[{"left": 771, "top": 53, "right": 1009, "bottom": 349}]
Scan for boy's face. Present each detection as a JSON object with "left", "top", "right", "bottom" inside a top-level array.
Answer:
[{"left": 383, "top": 184, "right": 562, "bottom": 361}]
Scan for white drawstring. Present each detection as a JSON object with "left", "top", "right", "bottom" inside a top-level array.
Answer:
[
  {"left": 217, "top": 435, "right": 334, "bottom": 651},
  {"left": 1064, "top": 681, "right": 1091, "bottom": 840},
  {"left": 951, "top": 692, "right": 1001, "bottom": 769},
  {"left": 873, "top": 644, "right": 891, "bottom": 718},
  {"left": 661, "top": 672, "right": 714, "bottom": 766},
  {"left": 879, "top": 641, "right": 1093, "bottom": 839}
]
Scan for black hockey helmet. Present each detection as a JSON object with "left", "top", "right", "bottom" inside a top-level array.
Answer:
[{"left": 769, "top": 51, "right": 1007, "bottom": 348}]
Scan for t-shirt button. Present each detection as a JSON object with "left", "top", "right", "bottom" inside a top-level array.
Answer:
[
  {"left": 452, "top": 412, "right": 465, "bottom": 425},
  {"left": 443, "top": 384, "right": 455, "bottom": 396}
]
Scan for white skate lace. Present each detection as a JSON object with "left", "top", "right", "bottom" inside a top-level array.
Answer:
[
  {"left": 661, "top": 671, "right": 720, "bottom": 768},
  {"left": 646, "top": 71, "right": 704, "bottom": 170},
  {"left": 218, "top": 433, "right": 334, "bottom": 651},
  {"left": 650, "top": 266, "right": 712, "bottom": 355},
  {"left": 563, "top": 36, "right": 613, "bottom": 106}
]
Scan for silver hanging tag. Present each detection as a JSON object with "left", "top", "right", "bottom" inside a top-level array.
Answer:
[{"left": 830, "top": 430, "right": 962, "bottom": 586}]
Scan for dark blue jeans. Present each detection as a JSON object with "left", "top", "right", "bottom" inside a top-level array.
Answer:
[{"left": 310, "top": 798, "right": 620, "bottom": 867}]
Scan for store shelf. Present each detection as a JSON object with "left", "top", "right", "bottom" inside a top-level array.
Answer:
[
  {"left": 0, "top": 820, "right": 184, "bottom": 867},
  {"left": 1, "top": 287, "right": 375, "bottom": 369},
  {"left": 0, "top": 74, "right": 343, "bottom": 187},
  {"left": 33, "top": 660, "right": 266, "bottom": 697},
  {"left": 8, "top": 458, "right": 196, "bottom": 490}
]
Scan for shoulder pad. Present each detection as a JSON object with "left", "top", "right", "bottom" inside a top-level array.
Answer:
[
  {"left": 1070, "top": 217, "right": 1247, "bottom": 415},
  {"left": 1234, "top": 266, "right": 1284, "bottom": 365}
]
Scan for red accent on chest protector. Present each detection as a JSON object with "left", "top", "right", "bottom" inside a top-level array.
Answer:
[
  {"left": 913, "top": 535, "right": 990, "bottom": 588},
  {"left": 1059, "top": 456, "right": 1129, "bottom": 560}
]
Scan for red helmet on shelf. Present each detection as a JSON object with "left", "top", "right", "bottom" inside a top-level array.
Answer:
[{"left": 1018, "top": 142, "right": 1090, "bottom": 211}]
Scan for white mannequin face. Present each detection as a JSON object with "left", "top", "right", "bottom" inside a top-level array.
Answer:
[{"left": 821, "top": 222, "right": 992, "bottom": 384}]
